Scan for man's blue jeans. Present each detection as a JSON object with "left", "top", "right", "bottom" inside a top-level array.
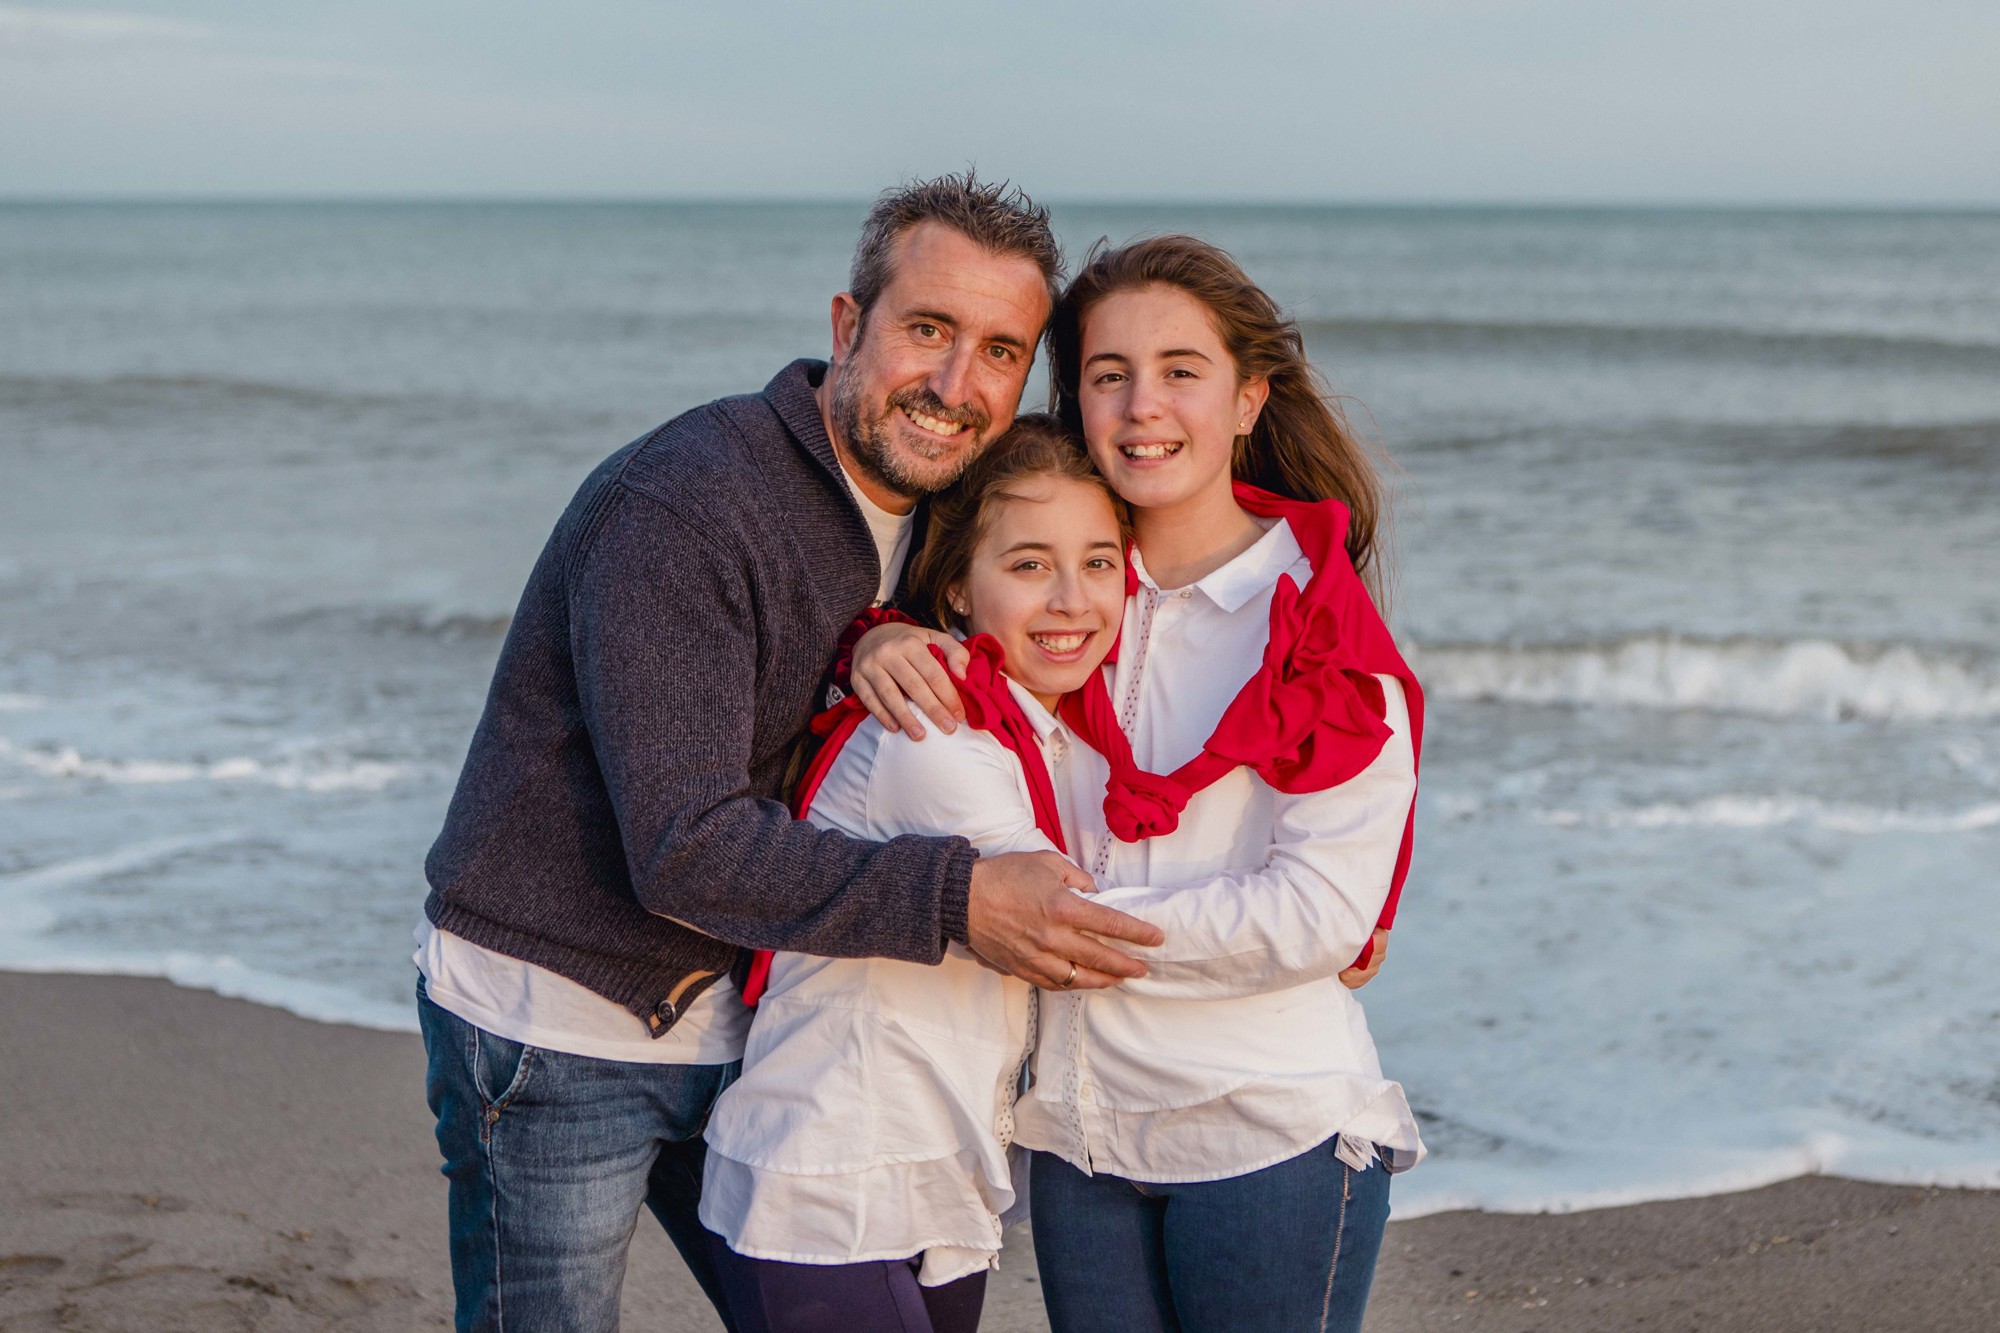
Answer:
[
  {"left": 1028, "top": 1137, "right": 1391, "bottom": 1333},
  {"left": 418, "top": 979, "right": 741, "bottom": 1332}
]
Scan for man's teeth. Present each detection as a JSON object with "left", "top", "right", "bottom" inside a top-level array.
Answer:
[
  {"left": 1120, "top": 441, "right": 1181, "bottom": 460},
  {"left": 903, "top": 406, "right": 968, "bottom": 437},
  {"left": 1032, "top": 632, "right": 1089, "bottom": 654}
]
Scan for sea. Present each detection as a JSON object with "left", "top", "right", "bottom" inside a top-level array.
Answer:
[{"left": 3, "top": 201, "right": 1997, "bottom": 1218}]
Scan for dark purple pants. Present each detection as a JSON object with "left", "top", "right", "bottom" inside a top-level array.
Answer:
[{"left": 707, "top": 1236, "right": 987, "bottom": 1333}]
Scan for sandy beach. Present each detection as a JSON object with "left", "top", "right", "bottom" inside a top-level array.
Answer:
[{"left": 4, "top": 973, "right": 1996, "bottom": 1331}]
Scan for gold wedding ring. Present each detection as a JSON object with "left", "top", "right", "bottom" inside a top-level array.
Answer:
[{"left": 1059, "top": 962, "right": 1077, "bottom": 988}]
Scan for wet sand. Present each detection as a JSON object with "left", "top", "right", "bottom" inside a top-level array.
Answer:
[{"left": 2, "top": 972, "right": 1994, "bottom": 1331}]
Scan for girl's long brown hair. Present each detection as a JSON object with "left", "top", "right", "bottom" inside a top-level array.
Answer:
[{"left": 1047, "top": 235, "right": 1390, "bottom": 604}]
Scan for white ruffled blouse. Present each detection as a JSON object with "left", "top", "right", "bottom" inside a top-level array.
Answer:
[
  {"left": 699, "top": 685, "right": 1061, "bottom": 1286},
  {"left": 1013, "top": 518, "right": 1427, "bottom": 1183}
]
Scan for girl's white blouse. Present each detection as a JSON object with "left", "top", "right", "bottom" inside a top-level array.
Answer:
[
  {"left": 1013, "top": 517, "right": 1426, "bottom": 1183},
  {"left": 699, "top": 687, "right": 1062, "bottom": 1287}
]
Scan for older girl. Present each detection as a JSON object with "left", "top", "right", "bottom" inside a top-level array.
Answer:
[
  {"left": 853, "top": 238, "right": 1424, "bottom": 1333},
  {"left": 699, "top": 416, "right": 1129, "bottom": 1333}
]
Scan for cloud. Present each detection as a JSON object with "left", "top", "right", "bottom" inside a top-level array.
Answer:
[
  {"left": 0, "top": 5, "right": 205, "bottom": 47},
  {"left": 0, "top": 5, "right": 384, "bottom": 83}
]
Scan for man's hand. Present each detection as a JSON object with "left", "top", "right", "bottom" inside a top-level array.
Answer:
[
  {"left": 1339, "top": 928, "right": 1389, "bottom": 989},
  {"left": 851, "top": 622, "right": 968, "bottom": 739},
  {"left": 967, "top": 851, "right": 1164, "bottom": 991}
]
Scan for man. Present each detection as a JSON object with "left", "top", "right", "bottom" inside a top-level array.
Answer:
[{"left": 415, "top": 174, "right": 1166, "bottom": 1332}]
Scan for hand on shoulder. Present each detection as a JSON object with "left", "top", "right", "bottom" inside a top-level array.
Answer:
[{"left": 850, "top": 623, "right": 968, "bottom": 739}]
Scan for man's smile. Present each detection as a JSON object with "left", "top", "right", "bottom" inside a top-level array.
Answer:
[{"left": 900, "top": 403, "right": 972, "bottom": 439}]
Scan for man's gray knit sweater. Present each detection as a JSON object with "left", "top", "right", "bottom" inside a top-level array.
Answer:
[{"left": 424, "top": 360, "right": 976, "bottom": 1036}]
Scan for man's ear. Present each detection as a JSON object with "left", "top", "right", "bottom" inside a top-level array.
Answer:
[{"left": 830, "top": 292, "right": 863, "bottom": 364}]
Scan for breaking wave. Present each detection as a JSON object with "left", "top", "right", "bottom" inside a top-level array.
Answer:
[{"left": 1413, "top": 634, "right": 2000, "bottom": 722}]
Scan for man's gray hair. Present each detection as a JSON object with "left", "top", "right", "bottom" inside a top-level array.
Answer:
[{"left": 848, "top": 172, "right": 1063, "bottom": 322}]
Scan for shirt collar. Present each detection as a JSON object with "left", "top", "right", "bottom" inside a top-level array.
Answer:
[
  {"left": 1129, "top": 517, "right": 1307, "bottom": 614},
  {"left": 1007, "top": 681, "right": 1068, "bottom": 745},
  {"left": 768, "top": 358, "right": 931, "bottom": 606},
  {"left": 762, "top": 358, "right": 842, "bottom": 482}
]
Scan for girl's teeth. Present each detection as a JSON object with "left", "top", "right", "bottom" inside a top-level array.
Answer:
[
  {"left": 1121, "top": 442, "right": 1180, "bottom": 459},
  {"left": 1033, "top": 633, "right": 1088, "bottom": 653}
]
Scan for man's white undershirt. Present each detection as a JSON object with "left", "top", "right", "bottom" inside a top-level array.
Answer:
[
  {"left": 413, "top": 459, "right": 916, "bottom": 1063},
  {"left": 841, "top": 463, "right": 918, "bottom": 607}
]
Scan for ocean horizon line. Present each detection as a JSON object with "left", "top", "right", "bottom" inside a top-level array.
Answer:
[{"left": 4, "top": 193, "right": 1999, "bottom": 217}]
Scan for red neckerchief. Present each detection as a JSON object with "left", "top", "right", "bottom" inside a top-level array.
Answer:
[
  {"left": 1059, "top": 482, "right": 1425, "bottom": 950},
  {"left": 742, "top": 635, "right": 1065, "bottom": 1005}
]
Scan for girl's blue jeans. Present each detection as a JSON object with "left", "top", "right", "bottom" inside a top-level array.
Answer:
[{"left": 1028, "top": 1136, "right": 1391, "bottom": 1333}]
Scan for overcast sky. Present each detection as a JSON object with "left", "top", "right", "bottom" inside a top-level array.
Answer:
[{"left": 2, "top": 0, "right": 1996, "bottom": 204}]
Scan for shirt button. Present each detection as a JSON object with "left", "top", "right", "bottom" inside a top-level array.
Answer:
[{"left": 1177, "top": 589, "right": 1192, "bottom": 599}]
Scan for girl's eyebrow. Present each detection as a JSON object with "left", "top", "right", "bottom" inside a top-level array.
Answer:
[
  {"left": 999, "top": 539, "right": 1124, "bottom": 555},
  {"left": 1084, "top": 348, "right": 1212, "bottom": 365}
]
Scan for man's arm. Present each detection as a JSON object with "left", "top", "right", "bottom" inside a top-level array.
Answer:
[
  {"left": 856, "top": 724, "right": 1161, "bottom": 990},
  {"left": 569, "top": 487, "right": 972, "bottom": 962}
]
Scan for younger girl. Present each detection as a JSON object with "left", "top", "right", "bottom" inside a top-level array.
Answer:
[{"left": 699, "top": 415, "right": 1129, "bottom": 1333}]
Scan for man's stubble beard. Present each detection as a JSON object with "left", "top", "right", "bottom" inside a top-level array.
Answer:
[{"left": 827, "top": 336, "right": 993, "bottom": 500}]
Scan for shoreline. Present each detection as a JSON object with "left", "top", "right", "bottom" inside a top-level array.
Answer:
[
  {"left": 4, "top": 971, "right": 1996, "bottom": 1331},
  {"left": 5, "top": 961, "right": 1994, "bottom": 1215}
]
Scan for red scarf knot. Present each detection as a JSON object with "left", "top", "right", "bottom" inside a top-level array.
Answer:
[
  {"left": 1207, "top": 571, "right": 1394, "bottom": 794},
  {"left": 1103, "top": 766, "right": 1197, "bottom": 842}
]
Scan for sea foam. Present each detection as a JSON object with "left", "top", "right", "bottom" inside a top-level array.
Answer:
[
  {"left": 0, "top": 737, "right": 412, "bottom": 792},
  {"left": 1391, "top": 1121, "right": 2000, "bottom": 1220},
  {"left": 0, "top": 832, "right": 417, "bottom": 1032},
  {"left": 1534, "top": 795, "right": 2000, "bottom": 834},
  {"left": 1413, "top": 634, "right": 2000, "bottom": 722},
  {"left": 0, "top": 950, "right": 418, "bottom": 1033}
]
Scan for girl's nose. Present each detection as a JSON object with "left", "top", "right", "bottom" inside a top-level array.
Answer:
[{"left": 1124, "top": 378, "right": 1163, "bottom": 422}]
